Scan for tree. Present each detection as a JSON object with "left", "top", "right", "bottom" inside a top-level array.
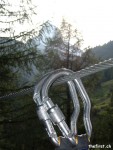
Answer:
[
  {"left": 0, "top": 0, "right": 51, "bottom": 94},
  {"left": 0, "top": 1, "right": 51, "bottom": 149},
  {"left": 60, "top": 19, "right": 83, "bottom": 69},
  {"left": 44, "top": 19, "right": 83, "bottom": 125},
  {"left": 44, "top": 19, "right": 83, "bottom": 70},
  {"left": 44, "top": 20, "right": 100, "bottom": 128}
]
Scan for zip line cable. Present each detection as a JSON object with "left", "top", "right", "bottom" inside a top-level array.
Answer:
[
  {"left": 0, "top": 58, "right": 113, "bottom": 147},
  {"left": 0, "top": 58, "right": 113, "bottom": 100},
  {"left": 0, "top": 87, "right": 34, "bottom": 101}
]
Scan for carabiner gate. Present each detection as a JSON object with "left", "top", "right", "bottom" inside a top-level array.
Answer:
[{"left": 33, "top": 68, "right": 92, "bottom": 147}]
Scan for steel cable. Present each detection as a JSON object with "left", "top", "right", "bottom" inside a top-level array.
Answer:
[{"left": 0, "top": 58, "right": 113, "bottom": 100}]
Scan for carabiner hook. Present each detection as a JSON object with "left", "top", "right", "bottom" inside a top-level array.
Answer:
[
  {"left": 41, "top": 69, "right": 81, "bottom": 144},
  {"left": 33, "top": 68, "right": 92, "bottom": 147},
  {"left": 33, "top": 68, "right": 80, "bottom": 146},
  {"left": 33, "top": 69, "right": 65, "bottom": 146},
  {"left": 74, "top": 77, "right": 92, "bottom": 138}
]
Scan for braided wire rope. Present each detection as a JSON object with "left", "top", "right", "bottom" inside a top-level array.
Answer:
[{"left": 0, "top": 58, "right": 113, "bottom": 100}]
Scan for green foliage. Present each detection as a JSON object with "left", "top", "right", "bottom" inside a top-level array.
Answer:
[
  {"left": 0, "top": 0, "right": 53, "bottom": 149},
  {"left": 0, "top": 2, "right": 113, "bottom": 148},
  {"left": 92, "top": 40, "right": 113, "bottom": 59},
  {"left": 90, "top": 79, "right": 113, "bottom": 148}
]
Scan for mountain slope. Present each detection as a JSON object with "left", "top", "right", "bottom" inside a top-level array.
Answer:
[{"left": 92, "top": 41, "right": 113, "bottom": 59}]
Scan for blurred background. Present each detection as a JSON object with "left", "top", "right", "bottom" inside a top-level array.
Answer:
[{"left": 0, "top": 0, "right": 113, "bottom": 149}]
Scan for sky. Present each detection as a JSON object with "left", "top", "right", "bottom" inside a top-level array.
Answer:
[
  {"left": 31, "top": 0, "right": 113, "bottom": 49},
  {"left": 1, "top": 0, "right": 113, "bottom": 50}
]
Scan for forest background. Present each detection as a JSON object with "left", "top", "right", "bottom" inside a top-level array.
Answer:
[{"left": 0, "top": 0, "right": 113, "bottom": 149}]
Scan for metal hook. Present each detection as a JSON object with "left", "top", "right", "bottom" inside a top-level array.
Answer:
[
  {"left": 41, "top": 69, "right": 80, "bottom": 144},
  {"left": 33, "top": 68, "right": 92, "bottom": 146},
  {"left": 33, "top": 69, "right": 64, "bottom": 146},
  {"left": 33, "top": 68, "right": 80, "bottom": 145},
  {"left": 74, "top": 77, "right": 92, "bottom": 138}
]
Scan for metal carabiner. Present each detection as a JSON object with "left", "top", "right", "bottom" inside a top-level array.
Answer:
[
  {"left": 41, "top": 69, "right": 81, "bottom": 144},
  {"left": 33, "top": 68, "right": 80, "bottom": 146},
  {"left": 74, "top": 77, "right": 92, "bottom": 138},
  {"left": 40, "top": 69, "right": 92, "bottom": 138},
  {"left": 33, "top": 68, "right": 92, "bottom": 147},
  {"left": 61, "top": 71, "right": 92, "bottom": 139},
  {"left": 33, "top": 70, "right": 62, "bottom": 146}
]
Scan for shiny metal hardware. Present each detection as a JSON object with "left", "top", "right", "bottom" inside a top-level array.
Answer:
[
  {"left": 33, "top": 68, "right": 92, "bottom": 146},
  {"left": 74, "top": 77, "right": 92, "bottom": 138}
]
